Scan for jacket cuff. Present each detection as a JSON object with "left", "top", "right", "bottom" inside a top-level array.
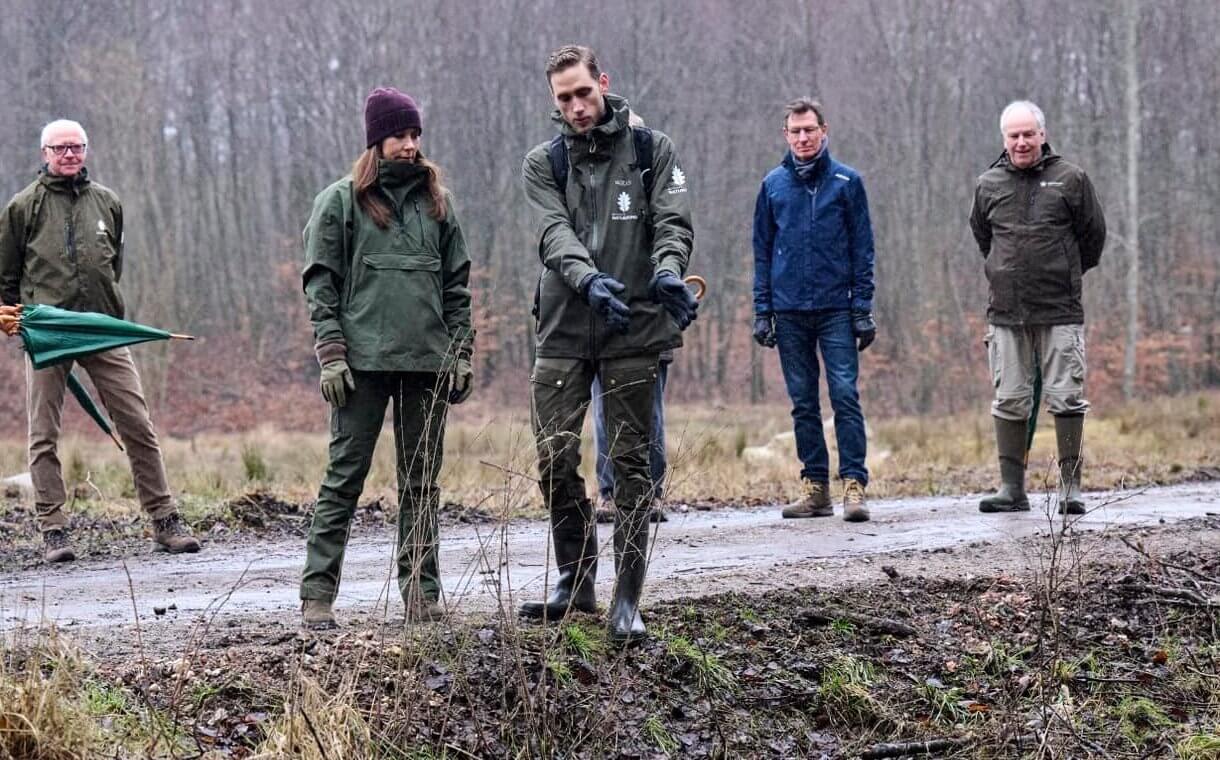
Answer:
[
  {"left": 315, "top": 340, "right": 347, "bottom": 367},
  {"left": 851, "top": 299, "right": 873, "bottom": 315}
]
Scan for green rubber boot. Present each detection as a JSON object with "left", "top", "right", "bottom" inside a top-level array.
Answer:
[{"left": 979, "top": 417, "right": 1031, "bottom": 513}]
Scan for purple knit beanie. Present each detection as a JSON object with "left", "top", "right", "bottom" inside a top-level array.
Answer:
[{"left": 364, "top": 87, "right": 422, "bottom": 148}]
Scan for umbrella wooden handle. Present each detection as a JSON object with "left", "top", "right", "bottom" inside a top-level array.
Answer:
[
  {"left": 168, "top": 333, "right": 195, "bottom": 341},
  {"left": 683, "top": 275, "right": 708, "bottom": 301}
]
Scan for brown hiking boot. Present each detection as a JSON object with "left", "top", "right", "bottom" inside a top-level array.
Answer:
[
  {"left": 782, "top": 480, "right": 833, "bottom": 518},
  {"left": 152, "top": 513, "right": 201, "bottom": 554},
  {"left": 406, "top": 599, "right": 445, "bottom": 624},
  {"left": 43, "top": 528, "right": 76, "bottom": 563},
  {"left": 842, "top": 478, "right": 870, "bottom": 522},
  {"left": 301, "top": 599, "right": 337, "bottom": 630}
]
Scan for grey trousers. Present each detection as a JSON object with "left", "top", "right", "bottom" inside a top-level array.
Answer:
[
  {"left": 986, "top": 323, "right": 1089, "bottom": 421},
  {"left": 27, "top": 347, "right": 174, "bottom": 532}
]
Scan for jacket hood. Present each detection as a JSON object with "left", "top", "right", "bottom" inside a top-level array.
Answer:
[{"left": 992, "top": 142, "right": 1059, "bottom": 172}]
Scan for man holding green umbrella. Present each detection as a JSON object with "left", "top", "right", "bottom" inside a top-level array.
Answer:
[{"left": 0, "top": 118, "right": 200, "bottom": 561}]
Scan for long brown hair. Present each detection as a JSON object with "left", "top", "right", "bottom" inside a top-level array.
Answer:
[{"left": 350, "top": 147, "right": 448, "bottom": 229}]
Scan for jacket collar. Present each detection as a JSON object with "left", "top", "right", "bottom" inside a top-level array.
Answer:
[
  {"left": 552, "top": 93, "right": 631, "bottom": 161},
  {"left": 781, "top": 146, "right": 831, "bottom": 184},
  {"left": 993, "top": 142, "right": 1059, "bottom": 172},
  {"left": 38, "top": 165, "right": 91, "bottom": 193}
]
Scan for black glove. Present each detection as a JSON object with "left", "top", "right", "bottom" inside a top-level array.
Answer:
[
  {"left": 649, "top": 271, "right": 699, "bottom": 330},
  {"left": 852, "top": 310, "right": 876, "bottom": 352},
  {"left": 752, "top": 315, "right": 777, "bottom": 348},
  {"left": 582, "top": 274, "right": 631, "bottom": 335}
]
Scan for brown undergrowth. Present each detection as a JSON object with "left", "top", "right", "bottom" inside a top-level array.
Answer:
[{"left": 3, "top": 518, "right": 1218, "bottom": 758}]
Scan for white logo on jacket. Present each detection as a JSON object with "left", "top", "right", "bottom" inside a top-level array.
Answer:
[
  {"left": 666, "top": 166, "right": 688, "bottom": 194},
  {"left": 611, "top": 191, "right": 638, "bottom": 222},
  {"left": 95, "top": 220, "right": 110, "bottom": 239}
]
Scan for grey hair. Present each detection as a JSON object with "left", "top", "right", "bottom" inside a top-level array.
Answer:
[
  {"left": 40, "top": 119, "right": 88, "bottom": 148},
  {"left": 1000, "top": 101, "right": 1045, "bottom": 134}
]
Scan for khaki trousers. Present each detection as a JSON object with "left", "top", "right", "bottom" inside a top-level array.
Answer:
[
  {"left": 27, "top": 347, "right": 173, "bottom": 532},
  {"left": 986, "top": 323, "right": 1089, "bottom": 421}
]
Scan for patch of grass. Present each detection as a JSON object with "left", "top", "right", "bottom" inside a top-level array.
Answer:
[
  {"left": 546, "top": 657, "right": 573, "bottom": 685},
  {"left": 241, "top": 441, "right": 272, "bottom": 482},
  {"left": 664, "top": 634, "right": 736, "bottom": 692},
  {"left": 644, "top": 713, "right": 679, "bottom": 755},
  {"left": 1177, "top": 733, "right": 1220, "bottom": 760},
  {"left": 1115, "top": 695, "right": 1175, "bottom": 748},
  {"left": 819, "top": 654, "right": 888, "bottom": 728},
  {"left": 561, "top": 622, "right": 604, "bottom": 660},
  {"left": 917, "top": 682, "right": 977, "bottom": 726},
  {"left": 253, "top": 675, "right": 373, "bottom": 759}
]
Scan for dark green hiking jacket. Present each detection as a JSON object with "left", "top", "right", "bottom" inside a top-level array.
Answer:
[
  {"left": 522, "top": 93, "right": 694, "bottom": 359},
  {"left": 970, "top": 146, "right": 1106, "bottom": 326},
  {"left": 302, "top": 160, "right": 473, "bottom": 373},
  {"left": 0, "top": 168, "right": 126, "bottom": 317}
]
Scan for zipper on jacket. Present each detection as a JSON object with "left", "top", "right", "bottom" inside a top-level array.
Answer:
[{"left": 585, "top": 150, "right": 602, "bottom": 360}]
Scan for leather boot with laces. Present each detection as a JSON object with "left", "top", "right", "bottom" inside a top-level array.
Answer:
[
  {"left": 152, "top": 513, "right": 202, "bottom": 553},
  {"left": 301, "top": 599, "right": 337, "bottom": 630},
  {"left": 842, "top": 478, "right": 870, "bottom": 522},
  {"left": 43, "top": 528, "right": 76, "bottom": 563},
  {"left": 782, "top": 480, "right": 833, "bottom": 518}
]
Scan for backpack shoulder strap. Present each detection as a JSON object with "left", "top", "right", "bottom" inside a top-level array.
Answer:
[
  {"left": 632, "top": 126, "right": 655, "bottom": 196},
  {"left": 547, "top": 135, "right": 568, "bottom": 197}
]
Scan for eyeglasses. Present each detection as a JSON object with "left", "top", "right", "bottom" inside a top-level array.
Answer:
[
  {"left": 785, "top": 126, "right": 824, "bottom": 137},
  {"left": 44, "top": 143, "right": 87, "bottom": 156}
]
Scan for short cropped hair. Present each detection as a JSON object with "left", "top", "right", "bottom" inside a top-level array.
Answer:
[
  {"left": 1000, "top": 100, "right": 1046, "bottom": 133},
  {"left": 545, "top": 45, "right": 600, "bottom": 80},
  {"left": 40, "top": 119, "right": 88, "bottom": 148},
  {"left": 783, "top": 98, "right": 825, "bottom": 129}
]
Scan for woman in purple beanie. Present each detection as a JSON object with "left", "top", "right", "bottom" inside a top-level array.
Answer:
[{"left": 298, "top": 86, "right": 475, "bottom": 630}]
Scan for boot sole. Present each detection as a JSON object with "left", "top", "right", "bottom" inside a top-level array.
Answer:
[
  {"left": 781, "top": 508, "right": 834, "bottom": 519},
  {"left": 843, "top": 510, "right": 870, "bottom": 523},
  {"left": 608, "top": 630, "right": 648, "bottom": 647},
  {"left": 978, "top": 502, "right": 1031, "bottom": 513},
  {"left": 153, "top": 541, "right": 202, "bottom": 554},
  {"left": 45, "top": 550, "right": 76, "bottom": 563},
  {"left": 519, "top": 603, "right": 597, "bottom": 621}
]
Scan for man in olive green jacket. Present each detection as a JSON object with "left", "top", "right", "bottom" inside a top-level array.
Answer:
[
  {"left": 519, "top": 45, "right": 696, "bottom": 645},
  {"left": 970, "top": 100, "right": 1106, "bottom": 517},
  {"left": 0, "top": 119, "right": 200, "bottom": 562}
]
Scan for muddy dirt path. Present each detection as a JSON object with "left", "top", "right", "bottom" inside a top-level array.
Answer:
[{"left": 3, "top": 483, "right": 1219, "bottom": 638}]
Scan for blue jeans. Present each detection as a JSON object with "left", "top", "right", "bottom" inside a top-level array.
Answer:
[
  {"left": 774, "top": 311, "right": 868, "bottom": 485},
  {"left": 592, "top": 361, "right": 668, "bottom": 501}
]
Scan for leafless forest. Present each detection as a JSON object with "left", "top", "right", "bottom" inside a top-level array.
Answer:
[{"left": 1, "top": 0, "right": 1216, "bottom": 434}]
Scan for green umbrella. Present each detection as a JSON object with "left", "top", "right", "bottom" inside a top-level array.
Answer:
[
  {"left": 16, "top": 304, "right": 194, "bottom": 370},
  {"left": 66, "top": 371, "right": 124, "bottom": 451}
]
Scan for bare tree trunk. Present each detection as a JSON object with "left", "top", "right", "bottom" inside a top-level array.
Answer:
[{"left": 1122, "top": 0, "right": 1141, "bottom": 399}]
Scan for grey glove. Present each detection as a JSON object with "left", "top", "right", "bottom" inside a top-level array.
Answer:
[
  {"left": 449, "top": 357, "right": 473, "bottom": 404},
  {"left": 320, "top": 359, "right": 355, "bottom": 407}
]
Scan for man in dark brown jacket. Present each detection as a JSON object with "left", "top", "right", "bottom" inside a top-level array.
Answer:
[
  {"left": 970, "top": 100, "right": 1106, "bottom": 516},
  {"left": 0, "top": 119, "right": 200, "bottom": 561}
]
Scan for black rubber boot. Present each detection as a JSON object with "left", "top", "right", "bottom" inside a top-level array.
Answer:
[
  {"left": 520, "top": 499, "right": 598, "bottom": 620},
  {"left": 979, "top": 417, "right": 1031, "bottom": 513},
  {"left": 608, "top": 508, "right": 650, "bottom": 646},
  {"left": 1055, "top": 414, "right": 1085, "bottom": 515}
]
